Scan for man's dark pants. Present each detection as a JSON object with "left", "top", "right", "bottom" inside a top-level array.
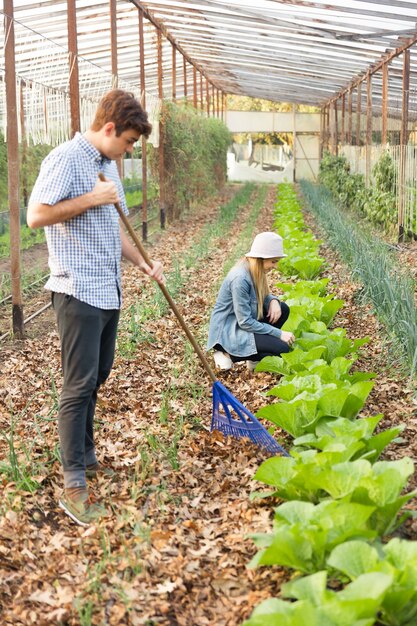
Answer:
[{"left": 52, "top": 293, "right": 119, "bottom": 488}]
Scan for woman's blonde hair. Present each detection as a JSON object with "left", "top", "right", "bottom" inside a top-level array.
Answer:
[{"left": 245, "top": 257, "right": 269, "bottom": 319}]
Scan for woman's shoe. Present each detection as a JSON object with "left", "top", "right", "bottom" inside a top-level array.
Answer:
[
  {"left": 246, "top": 360, "right": 260, "bottom": 372},
  {"left": 213, "top": 350, "right": 233, "bottom": 370}
]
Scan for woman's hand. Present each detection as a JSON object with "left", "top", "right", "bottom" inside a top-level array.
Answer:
[
  {"left": 267, "top": 299, "right": 282, "bottom": 324},
  {"left": 281, "top": 330, "right": 295, "bottom": 346}
]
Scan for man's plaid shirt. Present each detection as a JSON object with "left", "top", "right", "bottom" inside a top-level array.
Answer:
[{"left": 29, "top": 132, "right": 129, "bottom": 310}]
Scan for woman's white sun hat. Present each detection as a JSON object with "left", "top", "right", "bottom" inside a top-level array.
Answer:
[{"left": 245, "top": 232, "right": 287, "bottom": 259}]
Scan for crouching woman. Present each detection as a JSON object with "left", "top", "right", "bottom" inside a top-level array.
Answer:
[{"left": 207, "top": 232, "right": 295, "bottom": 371}]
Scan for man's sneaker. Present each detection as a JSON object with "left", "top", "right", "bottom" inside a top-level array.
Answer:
[
  {"left": 213, "top": 350, "right": 233, "bottom": 370},
  {"left": 59, "top": 489, "right": 109, "bottom": 526},
  {"left": 86, "top": 462, "right": 116, "bottom": 480},
  {"left": 246, "top": 360, "right": 260, "bottom": 373}
]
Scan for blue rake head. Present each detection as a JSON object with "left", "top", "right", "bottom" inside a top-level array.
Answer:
[{"left": 211, "top": 381, "right": 289, "bottom": 456}]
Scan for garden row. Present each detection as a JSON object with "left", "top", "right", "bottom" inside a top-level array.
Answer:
[
  {"left": 301, "top": 180, "right": 417, "bottom": 379},
  {"left": 242, "top": 183, "right": 417, "bottom": 626}
]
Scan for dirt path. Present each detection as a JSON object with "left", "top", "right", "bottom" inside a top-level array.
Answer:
[{"left": 0, "top": 183, "right": 416, "bottom": 626}]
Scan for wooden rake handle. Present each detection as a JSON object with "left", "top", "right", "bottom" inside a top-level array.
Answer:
[{"left": 98, "top": 172, "right": 217, "bottom": 383}]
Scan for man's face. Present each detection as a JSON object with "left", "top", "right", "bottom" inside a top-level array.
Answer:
[{"left": 102, "top": 125, "right": 141, "bottom": 159}]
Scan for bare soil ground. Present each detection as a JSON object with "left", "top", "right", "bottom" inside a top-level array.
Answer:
[{"left": 0, "top": 183, "right": 416, "bottom": 626}]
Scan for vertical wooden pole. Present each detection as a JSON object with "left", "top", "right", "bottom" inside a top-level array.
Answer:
[
  {"left": 4, "top": 0, "right": 24, "bottom": 338},
  {"left": 109, "top": 0, "right": 122, "bottom": 176},
  {"left": 183, "top": 57, "right": 188, "bottom": 102},
  {"left": 110, "top": 0, "right": 118, "bottom": 85},
  {"left": 211, "top": 84, "right": 215, "bottom": 117},
  {"left": 347, "top": 88, "right": 353, "bottom": 145},
  {"left": 138, "top": 10, "right": 148, "bottom": 241},
  {"left": 206, "top": 78, "right": 210, "bottom": 116},
  {"left": 333, "top": 100, "right": 338, "bottom": 156},
  {"left": 172, "top": 44, "right": 176, "bottom": 102},
  {"left": 157, "top": 29, "right": 166, "bottom": 228},
  {"left": 193, "top": 66, "right": 197, "bottom": 108},
  {"left": 200, "top": 73, "right": 203, "bottom": 111},
  {"left": 382, "top": 63, "right": 388, "bottom": 145},
  {"left": 319, "top": 106, "right": 324, "bottom": 160},
  {"left": 20, "top": 81, "right": 28, "bottom": 208},
  {"left": 399, "top": 49, "right": 410, "bottom": 241},
  {"left": 67, "top": 0, "right": 80, "bottom": 136},
  {"left": 366, "top": 72, "right": 372, "bottom": 184},
  {"left": 356, "top": 81, "right": 362, "bottom": 146},
  {"left": 292, "top": 103, "right": 297, "bottom": 182},
  {"left": 326, "top": 104, "right": 331, "bottom": 152},
  {"left": 341, "top": 93, "right": 345, "bottom": 145},
  {"left": 216, "top": 88, "right": 219, "bottom": 118}
]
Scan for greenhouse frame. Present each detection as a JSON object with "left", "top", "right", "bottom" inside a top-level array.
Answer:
[{"left": 2, "top": 0, "right": 417, "bottom": 336}]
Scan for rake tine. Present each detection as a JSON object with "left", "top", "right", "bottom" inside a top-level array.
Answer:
[{"left": 212, "top": 381, "right": 289, "bottom": 456}]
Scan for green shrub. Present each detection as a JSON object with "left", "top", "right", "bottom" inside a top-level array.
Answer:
[
  {"left": 149, "top": 102, "right": 231, "bottom": 221},
  {"left": 319, "top": 151, "right": 397, "bottom": 230}
]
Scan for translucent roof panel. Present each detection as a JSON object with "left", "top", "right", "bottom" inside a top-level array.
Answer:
[{"left": 1, "top": 0, "right": 417, "bottom": 106}]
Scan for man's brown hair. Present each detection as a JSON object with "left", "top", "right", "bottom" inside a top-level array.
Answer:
[{"left": 91, "top": 89, "right": 152, "bottom": 138}]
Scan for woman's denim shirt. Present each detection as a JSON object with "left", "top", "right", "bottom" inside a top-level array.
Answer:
[{"left": 207, "top": 263, "right": 282, "bottom": 357}]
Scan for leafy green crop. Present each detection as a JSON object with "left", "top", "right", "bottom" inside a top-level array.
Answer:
[
  {"left": 328, "top": 539, "right": 417, "bottom": 625},
  {"left": 243, "top": 568, "right": 393, "bottom": 626},
  {"left": 293, "top": 414, "right": 403, "bottom": 463},
  {"left": 249, "top": 500, "right": 376, "bottom": 573},
  {"left": 253, "top": 453, "right": 416, "bottom": 534}
]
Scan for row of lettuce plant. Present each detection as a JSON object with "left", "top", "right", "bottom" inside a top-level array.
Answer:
[{"left": 242, "top": 183, "right": 417, "bottom": 626}]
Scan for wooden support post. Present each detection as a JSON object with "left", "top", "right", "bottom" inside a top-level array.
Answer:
[
  {"left": 138, "top": 9, "right": 148, "bottom": 241},
  {"left": 216, "top": 89, "right": 219, "bottom": 118},
  {"left": 5, "top": 0, "right": 24, "bottom": 338},
  {"left": 157, "top": 29, "right": 166, "bottom": 228},
  {"left": 206, "top": 78, "right": 210, "bottom": 116},
  {"left": 183, "top": 56, "right": 187, "bottom": 102},
  {"left": 347, "top": 88, "right": 353, "bottom": 145},
  {"left": 171, "top": 44, "right": 176, "bottom": 102},
  {"left": 356, "top": 82, "right": 361, "bottom": 147},
  {"left": 20, "top": 81, "right": 28, "bottom": 208},
  {"left": 382, "top": 63, "right": 388, "bottom": 145},
  {"left": 193, "top": 66, "right": 197, "bottom": 108},
  {"left": 319, "top": 106, "right": 324, "bottom": 160},
  {"left": 326, "top": 106, "right": 330, "bottom": 152},
  {"left": 200, "top": 73, "right": 203, "bottom": 111},
  {"left": 211, "top": 84, "right": 215, "bottom": 117},
  {"left": 366, "top": 72, "right": 372, "bottom": 184},
  {"left": 292, "top": 104, "right": 297, "bottom": 182},
  {"left": 341, "top": 93, "right": 345, "bottom": 145},
  {"left": 399, "top": 49, "right": 410, "bottom": 241},
  {"left": 67, "top": 0, "right": 80, "bottom": 136},
  {"left": 110, "top": 0, "right": 118, "bottom": 85},
  {"left": 110, "top": 0, "right": 121, "bottom": 175},
  {"left": 333, "top": 100, "right": 338, "bottom": 156}
]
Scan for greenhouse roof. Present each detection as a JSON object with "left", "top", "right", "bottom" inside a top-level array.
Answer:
[{"left": 2, "top": 0, "right": 417, "bottom": 106}]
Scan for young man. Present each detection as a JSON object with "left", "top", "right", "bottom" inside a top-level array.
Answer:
[{"left": 28, "top": 89, "right": 164, "bottom": 526}]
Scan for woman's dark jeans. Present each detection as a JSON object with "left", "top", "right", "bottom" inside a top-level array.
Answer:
[{"left": 52, "top": 293, "right": 119, "bottom": 488}]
